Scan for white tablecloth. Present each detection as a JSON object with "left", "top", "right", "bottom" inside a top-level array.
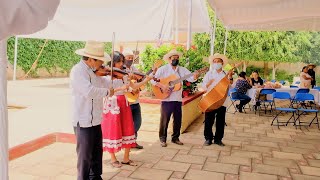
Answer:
[{"left": 247, "top": 88, "right": 320, "bottom": 105}]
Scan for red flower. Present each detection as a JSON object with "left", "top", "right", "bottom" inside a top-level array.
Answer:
[
  {"left": 185, "top": 81, "right": 191, "bottom": 86},
  {"left": 191, "top": 45, "right": 197, "bottom": 50},
  {"left": 182, "top": 90, "right": 189, "bottom": 98}
]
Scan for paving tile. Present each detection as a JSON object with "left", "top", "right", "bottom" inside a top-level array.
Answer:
[
  {"left": 313, "top": 153, "right": 320, "bottom": 159},
  {"left": 280, "top": 146, "right": 316, "bottom": 154},
  {"left": 263, "top": 157, "right": 298, "bottom": 168},
  {"left": 218, "top": 156, "right": 251, "bottom": 166},
  {"left": 55, "top": 174, "right": 77, "bottom": 180},
  {"left": 242, "top": 145, "right": 272, "bottom": 153},
  {"left": 189, "top": 149, "right": 220, "bottom": 158},
  {"left": 225, "top": 174, "right": 239, "bottom": 180},
  {"left": 267, "top": 133, "right": 292, "bottom": 139},
  {"left": 203, "top": 162, "right": 239, "bottom": 174},
  {"left": 239, "top": 172, "right": 277, "bottom": 180},
  {"left": 291, "top": 174, "right": 320, "bottom": 180},
  {"left": 251, "top": 141, "right": 279, "bottom": 148},
  {"left": 252, "top": 164, "right": 290, "bottom": 177},
  {"left": 130, "top": 167, "right": 172, "bottom": 180},
  {"left": 223, "top": 140, "right": 242, "bottom": 146},
  {"left": 300, "top": 166, "right": 320, "bottom": 176},
  {"left": 9, "top": 171, "right": 37, "bottom": 180},
  {"left": 130, "top": 153, "right": 162, "bottom": 163},
  {"left": 190, "top": 164, "right": 203, "bottom": 170},
  {"left": 272, "top": 151, "right": 304, "bottom": 160},
  {"left": 307, "top": 159, "right": 320, "bottom": 168},
  {"left": 170, "top": 171, "right": 185, "bottom": 179},
  {"left": 287, "top": 142, "right": 316, "bottom": 150},
  {"left": 231, "top": 150, "right": 262, "bottom": 159},
  {"left": 184, "top": 169, "right": 224, "bottom": 180},
  {"left": 172, "top": 154, "right": 206, "bottom": 165},
  {"left": 153, "top": 160, "right": 191, "bottom": 172}
]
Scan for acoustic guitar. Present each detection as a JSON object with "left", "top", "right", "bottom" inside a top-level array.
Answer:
[
  {"left": 152, "top": 67, "right": 208, "bottom": 99},
  {"left": 125, "top": 60, "right": 163, "bottom": 103},
  {"left": 198, "top": 63, "right": 242, "bottom": 112}
]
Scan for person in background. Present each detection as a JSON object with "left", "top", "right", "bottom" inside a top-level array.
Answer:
[
  {"left": 250, "top": 70, "right": 264, "bottom": 88},
  {"left": 308, "top": 64, "right": 316, "bottom": 88},
  {"left": 232, "top": 71, "right": 252, "bottom": 113},
  {"left": 300, "top": 66, "right": 312, "bottom": 88},
  {"left": 122, "top": 49, "right": 144, "bottom": 149}
]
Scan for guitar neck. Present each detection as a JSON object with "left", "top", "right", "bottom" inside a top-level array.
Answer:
[
  {"left": 171, "top": 73, "right": 194, "bottom": 85},
  {"left": 146, "top": 69, "right": 153, "bottom": 75}
]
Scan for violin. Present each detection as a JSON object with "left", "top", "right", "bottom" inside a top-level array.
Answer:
[{"left": 95, "top": 65, "right": 128, "bottom": 79}]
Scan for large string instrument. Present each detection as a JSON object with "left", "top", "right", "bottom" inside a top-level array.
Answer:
[{"left": 198, "top": 63, "right": 242, "bottom": 112}]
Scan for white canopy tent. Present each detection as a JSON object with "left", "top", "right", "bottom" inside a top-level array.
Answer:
[
  {"left": 13, "top": 0, "right": 211, "bottom": 80},
  {"left": 0, "top": 0, "right": 61, "bottom": 179},
  {"left": 208, "top": 0, "right": 320, "bottom": 31}
]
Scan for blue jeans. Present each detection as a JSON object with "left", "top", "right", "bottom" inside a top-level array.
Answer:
[
  {"left": 232, "top": 92, "right": 251, "bottom": 109},
  {"left": 130, "top": 103, "right": 142, "bottom": 137}
]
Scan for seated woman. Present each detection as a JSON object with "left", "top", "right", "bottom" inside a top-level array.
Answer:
[
  {"left": 250, "top": 71, "right": 264, "bottom": 88},
  {"left": 300, "top": 66, "right": 312, "bottom": 88},
  {"left": 232, "top": 72, "right": 252, "bottom": 113}
]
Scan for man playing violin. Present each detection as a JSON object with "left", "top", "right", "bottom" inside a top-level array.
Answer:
[
  {"left": 202, "top": 53, "right": 233, "bottom": 147},
  {"left": 151, "top": 49, "right": 199, "bottom": 147},
  {"left": 70, "top": 41, "right": 114, "bottom": 180},
  {"left": 122, "top": 49, "right": 144, "bottom": 149}
]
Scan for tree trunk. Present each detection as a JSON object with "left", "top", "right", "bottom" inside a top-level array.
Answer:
[
  {"left": 263, "top": 62, "right": 268, "bottom": 80},
  {"left": 272, "top": 62, "right": 279, "bottom": 80},
  {"left": 243, "top": 61, "right": 249, "bottom": 72}
]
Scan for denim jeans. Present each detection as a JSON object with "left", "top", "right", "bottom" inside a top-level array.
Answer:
[{"left": 232, "top": 92, "right": 251, "bottom": 109}]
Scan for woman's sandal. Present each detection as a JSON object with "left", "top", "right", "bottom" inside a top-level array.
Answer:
[
  {"left": 121, "top": 160, "right": 138, "bottom": 166},
  {"left": 110, "top": 161, "right": 122, "bottom": 168}
]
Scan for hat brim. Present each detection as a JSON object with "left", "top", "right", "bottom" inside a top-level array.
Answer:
[
  {"left": 75, "top": 49, "right": 110, "bottom": 63},
  {"left": 208, "top": 54, "right": 228, "bottom": 67},
  {"left": 308, "top": 64, "right": 316, "bottom": 67},
  {"left": 164, "top": 52, "right": 183, "bottom": 61}
]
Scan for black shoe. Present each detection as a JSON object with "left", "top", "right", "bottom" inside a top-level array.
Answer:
[
  {"left": 160, "top": 141, "right": 167, "bottom": 147},
  {"left": 135, "top": 144, "right": 144, "bottom": 149},
  {"left": 214, "top": 141, "right": 225, "bottom": 146},
  {"left": 171, "top": 140, "right": 184, "bottom": 145},
  {"left": 203, "top": 140, "right": 212, "bottom": 146}
]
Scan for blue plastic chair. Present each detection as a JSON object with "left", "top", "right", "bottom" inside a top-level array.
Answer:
[
  {"left": 271, "top": 92, "right": 297, "bottom": 128},
  {"left": 294, "top": 93, "right": 319, "bottom": 129},
  {"left": 271, "top": 80, "right": 276, "bottom": 83},
  {"left": 255, "top": 89, "right": 276, "bottom": 115},
  {"left": 290, "top": 85, "right": 298, "bottom": 88},
  {"left": 313, "top": 86, "right": 320, "bottom": 91},
  {"left": 227, "top": 88, "right": 246, "bottom": 114},
  {"left": 291, "top": 88, "right": 310, "bottom": 108},
  {"left": 279, "top": 80, "right": 285, "bottom": 85}
]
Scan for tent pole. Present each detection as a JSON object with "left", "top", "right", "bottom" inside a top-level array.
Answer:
[
  {"left": 186, "top": 0, "right": 192, "bottom": 50},
  {"left": 175, "top": 0, "right": 179, "bottom": 44},
  {"left": 223, "top": 29, "right": 228, "bottom": 55},
  {"left": 210, "top": 11, "right": 217, "bottom": 55},
  {"left": 0, "top": 39, "right": 9, "bottom": 180},
  {"left": 13, "top": 36, "right": 18, "bottom": 80}
]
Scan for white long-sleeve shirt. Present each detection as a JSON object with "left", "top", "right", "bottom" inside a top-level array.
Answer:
[
  {"left": 202, "top": 70, "right": 228, "bottom": 107},
  {"left": 151, "top": 64, "right": 196, "bottom": 102},
  {"left": 70, "top": 61, "right": 111, "bottom": 128}
]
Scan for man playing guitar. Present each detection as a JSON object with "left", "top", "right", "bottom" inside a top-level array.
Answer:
[
  {"left": 151, "top": 49, "right": 199, "bottom": 147},
  {"left": 123, "top": 49, "right": 144, "bottom": 149}
]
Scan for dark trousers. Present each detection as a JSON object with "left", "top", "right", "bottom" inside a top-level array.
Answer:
[
  {"left": 74, "top": 124, "right": 103, "bottom": 180},
  {"left": 232, "top": 92, "right": 251, "bottom": 109},
  {"left": 159, "top": 101, "right": 182, "bottom": 142},
  {"left": 204, "top": 106, "right": 226, "bottom": 142},
  {"left": 130, "top": 103, "right": 142, "bottom": 137}
]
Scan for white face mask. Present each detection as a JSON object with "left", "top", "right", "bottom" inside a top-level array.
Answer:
[
  {"left": 90, "top": 66, "right": 97, "bottom": 72},
  {"left": 211, "top": 63, "right": 223, "bottom": 70}
]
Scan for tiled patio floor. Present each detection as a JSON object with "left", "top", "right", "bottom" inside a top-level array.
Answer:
[{"left": 9, "top": 105, "right": 320, "bottom": 180}]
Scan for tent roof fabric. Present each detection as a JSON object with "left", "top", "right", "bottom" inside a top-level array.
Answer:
[
  {"left": 20, "top": 0, "right": 211, "bottom": 42},
  {"left": 208, "top": 0, "right": 320, "bottom": 31}
]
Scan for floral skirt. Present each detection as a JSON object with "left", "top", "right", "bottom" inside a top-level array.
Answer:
[{"left": 101, "top": 95, "right": 136, "bottom": 153}]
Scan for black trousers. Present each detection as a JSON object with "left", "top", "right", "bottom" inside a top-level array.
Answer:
[
  {"left": 204, "top": 106, "right": 226, "bottom": 142},
  {"left": 74, "top": 124, "right": 103, "bottom": 180},
  {"left": 130, "top": 103, "right": 142, "bottom": 137},
  {"left": 159, "top": 101, "right": 182, "bottom": 142}
]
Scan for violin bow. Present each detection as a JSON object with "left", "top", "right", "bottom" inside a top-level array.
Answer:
[{"left": 110, "top": 32, "right": 115, "bottom": 86}]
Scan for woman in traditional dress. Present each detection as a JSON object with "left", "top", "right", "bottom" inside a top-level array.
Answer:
[
  {"left": 101, "top": 51, "right": 153, "bottom": 168},
  {"left": 300, "top": 66, "right": 312, "bottom": 88}
]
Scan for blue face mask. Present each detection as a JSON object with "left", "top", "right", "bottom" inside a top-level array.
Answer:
[{"left": 212, "top": 63, "right": 223, "bottom": 70}]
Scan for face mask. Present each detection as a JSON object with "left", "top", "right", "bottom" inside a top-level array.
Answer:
[
  {"left": 171, "top": 59, "right": 179, "bottom": 66},
  {"left": 124, "top": 60, "right": 133, "bottom": 67},
  {"left": 212, "top": 63, "right": 223, "bottom": 70},
  {"left": 91, "top": 66, "right": 97, "bottom": 72}
]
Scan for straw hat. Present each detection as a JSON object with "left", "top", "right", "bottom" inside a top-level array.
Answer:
[
  {"left": 122, "top": 49, "right": 134, "bottom": 57},
  {"left": 308, "top": 63, "right": 316, "bottom": 67},
  {"left": 208, "top": 53, "right": 228, "bottom": 66},
  {"left": 163, "top": 49, "right": 183, "bottom": 61},
  {"left": 75, "top": 41, "right": 111, "bottom": 62}
]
